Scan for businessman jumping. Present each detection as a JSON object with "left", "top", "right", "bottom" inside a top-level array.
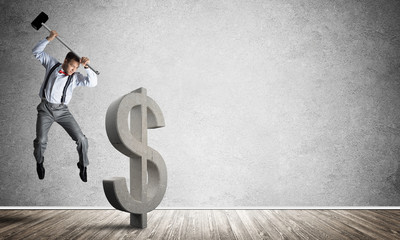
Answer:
[{"left": 32, "top": 30, "right": 98, "bottom": 182}]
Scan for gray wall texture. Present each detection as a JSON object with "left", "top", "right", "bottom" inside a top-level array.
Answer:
[{"left": 1, "top": 0, "right": 400, "bottom": 207}]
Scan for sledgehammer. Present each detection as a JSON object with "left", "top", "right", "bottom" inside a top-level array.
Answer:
[{"left": 31, "top": 12, "right": 100, "bottom": 75}]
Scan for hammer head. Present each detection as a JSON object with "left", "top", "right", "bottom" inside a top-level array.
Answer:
[{"left": 31, "top": 12, "right": 48, "bottom": 30}]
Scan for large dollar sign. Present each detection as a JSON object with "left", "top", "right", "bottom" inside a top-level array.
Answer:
[{"left": 103, "top": 88, "right": 167, "bottom": 228}]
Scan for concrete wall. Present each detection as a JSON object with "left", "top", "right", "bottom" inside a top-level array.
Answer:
[{"left": 1, "top": 0, "right": 400, "bottom": 207}]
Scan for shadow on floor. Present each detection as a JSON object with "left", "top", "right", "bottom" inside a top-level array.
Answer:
[
  {"left": 0, "top": 215, "right": 35, "bottom": 224},
  {"left": 81, "top": 223, "right": 141, "bottom": 231}
]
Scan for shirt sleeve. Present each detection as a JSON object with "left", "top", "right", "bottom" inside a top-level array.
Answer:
[
  {"left": 32, "top": 38, "right": 58, "bottom": 69},
  {"left": 75, "top": 68, "right": 98, "bottom": 87}
]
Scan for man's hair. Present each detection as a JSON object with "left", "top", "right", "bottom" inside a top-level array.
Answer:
[{"left": 65, "top": 52, "right": 80, "bottom": 63}]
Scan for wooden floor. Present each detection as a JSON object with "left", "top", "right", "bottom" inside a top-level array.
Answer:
[{"left": 0, "top": 209, "right": 399, "bottom": 239}]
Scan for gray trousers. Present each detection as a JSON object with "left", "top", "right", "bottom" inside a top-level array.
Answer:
[{"left": 33, "top": 100, "right": 89, "bottom": 167}]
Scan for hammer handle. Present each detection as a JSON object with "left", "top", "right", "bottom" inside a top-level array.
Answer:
[{"left": 41, "top": 23, "right": 100, "bottom": 75}]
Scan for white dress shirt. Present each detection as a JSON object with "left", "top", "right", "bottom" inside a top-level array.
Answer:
[{"left": 33, "top": 39, "right": 97, "bottom": 105}]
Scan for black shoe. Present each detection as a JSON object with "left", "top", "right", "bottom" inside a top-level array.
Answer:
[
  {"left": 37, "top": 162, "right": 45, "bottom": 180},
  {"left": 77, "top": 162, "right": 87, "bottom": 182}
]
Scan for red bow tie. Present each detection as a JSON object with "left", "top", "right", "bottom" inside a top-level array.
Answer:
[{"left": 58, "top": 69, "right": 69, "bottom": 76}]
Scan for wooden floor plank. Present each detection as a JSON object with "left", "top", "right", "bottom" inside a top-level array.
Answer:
[
  {"left": 224, "top": 210, "right": 253, "bottom": 240},
  {"left": 0, "top": 210, "right": 25, "bottom": 230},
  {"left": 205, "top": 209, "right": 220, "bottom": 240},
  {"left": 350, "top": 210, "right": 400, "bottom": 236},
  {"left": 0, "top": 210, "right": 36, "bottom": 234},
  {"left": 263, "top": 209, "right": 313, "bottom": 240},
  {"left": 80, "top": 210, "right": 126, "bottom": 240},
  {"left": 165, "top": 210, "right": 185, "bottom": 240},
  {"left": 333, "top": 210, "right": 400, "bottom": 240},
  {"left": 33, "top": 210, "right": 89, "bottom": 240},
  {"left": 173, "top": 210, "right": 190, "bottom": 240},
  {"left": 147, "top": 210, "right": 176, "bottom": 240},
  {"left": 1, "top": 209, "right": 399, "bottom": 239},
  {"left": 373, "top": 209, "right": 400, "bottom": 223},
  {"left": 279, "top": 210, "right": 337, "bottom": 240},
  {"left": 309, "top": 210, "right": 375, "bottom": 240},
  {"left": 197, "top": 210, "right": 213, "bottom": 240},
  {"left": 86, "top": 211, "right": 131, "bottom": 240},
  {"left": 55, "top": 210, "right": 107, "bottom": 240},
  {"left": 304, "top": 210, "right": 364, "bottom": 240},
  {"left": 0, "top": 210, "right": 64, "bottom": 240},
  {"left": 151, "top": 210, "right": 179, "bottom": 240},
  {"left": 236, "top": 210, "right": 271, "bottom": 239},
  {"left": 270, "top": 210, "right": 326, "bottom": 240},
  {"left": 213, "top": 210, "right": 238, "bottom": 240},
  {"left": 295, "top": 210, "right": 352, "bottom": 240},
  {"left": 239, "top": 210, "right": 283, "bottom": 239},
  {"left": 274, "top": 210, "right": 326, "bottom": 240},
  {"left": 178, "top": 210, "right": 195, "bottom": 240},
  {"left": 184, "top": 210, "right": 204, "bottom": 240}
]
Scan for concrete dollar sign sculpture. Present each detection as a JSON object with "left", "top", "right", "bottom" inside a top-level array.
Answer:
[{"left": 103, "top": 87, "right": 167, "bottom": 228}]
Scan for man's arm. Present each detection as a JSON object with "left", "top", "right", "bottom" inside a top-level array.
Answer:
[
  {"left": 76, "top": 57, "right": 98, "bottom": 87},
  {"left": 32, "top": 31, "right": 59, "bottom": 68}
]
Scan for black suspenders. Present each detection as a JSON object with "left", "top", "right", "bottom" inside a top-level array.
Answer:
[
  {"left": 42, "top": 62, "right": 61, "bottom": 98},
  {"left": 42, "top": 62, "right": 74, "bottom": 104}
]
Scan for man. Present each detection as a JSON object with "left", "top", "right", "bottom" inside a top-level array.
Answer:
[{"left": 32, "top": 30, "right": 97, "bottom": 182}]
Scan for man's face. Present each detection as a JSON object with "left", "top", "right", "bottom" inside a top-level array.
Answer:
[{"left": 63, "top": 59, "right": 79, "bottom": 75}]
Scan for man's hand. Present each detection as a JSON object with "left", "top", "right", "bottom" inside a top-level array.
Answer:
[
  {"left": 46, "top": 30, "right": 58, "bottom": 41},
  {"left": 80, "top": 57, "right": 90, "bottom": 68}
]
